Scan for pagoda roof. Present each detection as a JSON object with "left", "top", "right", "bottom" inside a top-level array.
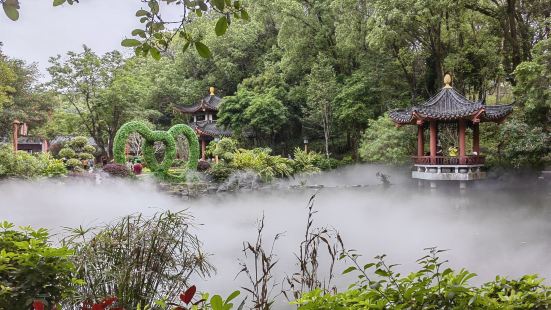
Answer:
[
  {"left": 174, "top": 94, "right": 223, "bottom": 114},
  {"left": 191, "top": 121, "right": 232, "bottom": 137},
  {"left": 389, "top": 86, "right": 513, "bottom": 125}
]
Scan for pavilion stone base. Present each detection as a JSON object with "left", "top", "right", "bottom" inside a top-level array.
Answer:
[{"left": 413, "top": 165, "right": 486, "bottom": 181}]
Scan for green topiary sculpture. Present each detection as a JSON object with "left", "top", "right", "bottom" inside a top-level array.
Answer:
[{"left": 113, "top": 121, "right": 200, "bottom": 180}]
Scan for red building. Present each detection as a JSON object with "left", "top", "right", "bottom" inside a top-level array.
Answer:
[{"left": 389, "top": 74, "right": 513, "bottom": 186}]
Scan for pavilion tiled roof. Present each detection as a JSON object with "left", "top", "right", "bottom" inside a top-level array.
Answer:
[
  {"left": 174, "top": 94, "right": 223, "bottom": 114},
  {"left": 389, "top": 87, "right": 513, "bottom": 124},
  {"left": 191, "top": 121, "right": 232, "bottom": 137}
]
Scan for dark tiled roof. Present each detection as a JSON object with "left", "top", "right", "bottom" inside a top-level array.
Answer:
[
  {"left": 174, "top": 95, "right": 223, "bottom": 114},
  {"left": 389, "top": 87, "right": 513, "bottom": 124},
  {"left": 0, "top": 136, "right": 45, "bottom": 145},
  {"left": 191, "top": 121, "right": 232, "bottom": 137},
  {"left": 50, "top": 136, "right": 97, "bottom": 146},
  {"left": 18, "top": 136, "right": 44, "bottom": 145}
]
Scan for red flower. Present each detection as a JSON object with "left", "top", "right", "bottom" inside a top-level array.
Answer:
[{"left": 32, "top": 300, "right": 45, "bottom": 310}]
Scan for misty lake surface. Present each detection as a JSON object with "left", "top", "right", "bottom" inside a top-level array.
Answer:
[{"left": 1, "top": 164, "right": 550, "bottom": 306}]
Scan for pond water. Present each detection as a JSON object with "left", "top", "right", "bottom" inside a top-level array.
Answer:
[{"left": 1, "top": 164, "right": 550, "bottom": 307}]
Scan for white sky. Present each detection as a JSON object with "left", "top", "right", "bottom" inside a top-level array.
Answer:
[{"left": 0, "top": 0, "right": 182, "bottom": 81}]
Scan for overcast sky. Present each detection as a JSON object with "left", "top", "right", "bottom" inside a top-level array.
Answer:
[{"left": 0, "top": 0, "right": 182, "bottom": 81}]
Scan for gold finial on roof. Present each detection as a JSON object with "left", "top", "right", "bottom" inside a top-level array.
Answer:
[
  {"left": 443, "top": 74, "right": 452, "bottom": 88},
  {"left": 210, "top": 86, "right": 215, "bottom": 96}
]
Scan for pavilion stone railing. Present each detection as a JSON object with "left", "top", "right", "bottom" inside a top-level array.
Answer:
[{"left": 412, "top": 155, "right": 486, "bottom": 165}]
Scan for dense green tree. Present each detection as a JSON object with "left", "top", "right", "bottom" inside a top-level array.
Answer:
[
  {"left": 245, "top": 90, "right": 288, "bottom": 145},
  {"left": 0, "top": 57, "right": 55, "bottom": 138},
  {"left": 514, "top": 38, "right": 551, "bottom": 130},
  {"left": 304, "top": 54, "right": 338, "bottom": 158},
  {"left": 358, "top": 114, "right": 416, "bottom": 165},
  {"left": 0, "top": 48, "right": 16, "bottom": 109}
]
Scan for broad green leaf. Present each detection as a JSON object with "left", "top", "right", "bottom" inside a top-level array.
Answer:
[
  {"left": 241, "top": 9, "right": 249, "bottom": 21},
  {"left": 182, "top": 41, "right": 191, "bottom": 53},
  {"left": 225, "top": 290, "right": 240, "bottom": 303},
  {"left": 135, "top": 9, "right": 149, "bottom": 17},
  {"left": 53, "top": 0, "right": 66, "bottom": 6},
  {"left": 132, "top": 29, "right": 146, "bottom": 38},
  {"left": 342, "top": 266, "right": 357, "bottom": 274},
  {"left": 150, "top": 48, "right": 161, "bottom": 60},
  {"left": 148, "top": 0, "right": 160, "bottom": 14},
  {"left": 195, "top": 41, "right": 211, "bottom": 58},
  {"left": 197, "top": 0, "right": 208, "bottom": 11},
  {"left": 212, "top": 0, "right": 225, "bottom": 10},
  {"left": 210, "top": 295, "right": 224, "bottom": 310},
  {"left": 3, "top": 3, "right": 19, "bottom": 21},
  {"left": 215, "top": 16, "right": 228, "bottom": 36},
  {"left": 121, "top": 39, "right": 141, "bottom": 47}
]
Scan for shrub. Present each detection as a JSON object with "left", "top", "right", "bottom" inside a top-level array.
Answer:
[
  {"left": 58, "top": 147, "right": 76, "bottom": 159},
  {"left": 39, "top": 153, "right": 67, "bottom": 177},
  {"left": 210, "top": 137, "right": 239, "bottom": 162},
  {"left": 103, "top": 163, "right": 131, "bottom": 177},
  {"left": 294, "top": 248, "right": 551, "bottom": 309},
  {"left": 232, "top": 148, "right": 293, "bottom": 182},
  {"left": 78, "top": 152, "right": 94, "bottom": 160},
  {"left": 292, "top": 148, "right": 321, "bottom": 174},
  {"left": 0, "top": 146, "right": 46, "bottom": 179},
  {"left": 64, "top": 211, "right": 214, "bottom": 309},
  {"left": 313, "top": 157, "right": 340, "bottom": 171},
  {"left": 65, "top": 158, "right": 82, "bottom": 169},
  {"left": 197, "top": 159, "right": 211, "bottom": 171},
  {"left": 0, "top": 221, "right": 76, "bottom": 308},
  {"left": 69, "top": 136, "right": 89, "bottom": 149},
  {"left": 83, "top": 145, "right": 96, "bottom": 154},
  {"left": 208, "top": 163, "right": 236, "bottom": 182}
]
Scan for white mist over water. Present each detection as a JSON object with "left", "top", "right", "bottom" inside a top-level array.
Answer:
[{"left": 0, "top": 165, "right": 550, "bottom": 307}]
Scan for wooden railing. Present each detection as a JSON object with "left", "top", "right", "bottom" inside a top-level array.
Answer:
[{"left": 412, "top": 155, "right": 485, "bottom": 165}]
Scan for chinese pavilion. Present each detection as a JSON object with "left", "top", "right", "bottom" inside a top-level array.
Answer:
[
  {"left": 173, "top": 87, "right": 232, "bottom": 160},
  {"left": 389, "top": 74, "right": 513, "bottom": 185}
]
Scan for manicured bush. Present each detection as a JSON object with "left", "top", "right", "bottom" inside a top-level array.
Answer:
[
  {"left": 78, "top": 152, "right": 94, "bottom": 160},
  {"left": 103, "top": 163, "right": 131, "bottom": 177},
  {"left": 83, "top": 145, "right": 96, "bottom": 154},
  {"left": 65, "top": 158, "right": 82, "bottom": 169},
  {"left": 210, "top": 137, "right": 239, "bottom": 162},
  {"left": 58, "top": 147, "right": 76, "bottom": 159},
  {"left": 69, "top": 136, "right": 89, "bottom": 149},
  {"left": 113, "top": 121, "right": 200, "bottom": 182},
  {"left": 0, "top": 221, "right": 76, "bottom": 308}
]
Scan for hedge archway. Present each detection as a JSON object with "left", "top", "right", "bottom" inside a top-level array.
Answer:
[{"left": 113, "top": 121, "right": 199, "bottom": 179}]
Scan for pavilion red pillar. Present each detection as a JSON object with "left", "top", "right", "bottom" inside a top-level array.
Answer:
[
  {"left": 201, "top": 139, "right": 206, "bottom": 160},
  {"left": 472, "top": 122, "right": 480, "bottom": 155},
  {"left": 429, "top": 121, "right": 437, "bottom": 164},
  {"left": 458, "top": 119, "right": 466, "bottom": 164},
  {"left": 12, "top": 120, "right": 21, "bottom": 154},
  {"left": 417, "top": 123, "right": 424, "bottom": 157}
]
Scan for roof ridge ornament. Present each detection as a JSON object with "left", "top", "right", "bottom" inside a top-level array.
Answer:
[
  {"left": 443, "top": 74, "right": 452, "bottom": 88},
  {"left": 210, "top": 86, "right": 215, "bottom": 96}
]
